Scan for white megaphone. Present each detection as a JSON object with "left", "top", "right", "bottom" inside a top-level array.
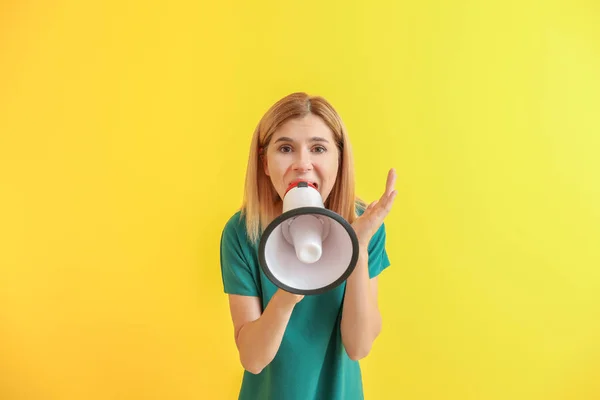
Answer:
[{"left": 258, "top": 180, "right": 359, "bottom": 295}]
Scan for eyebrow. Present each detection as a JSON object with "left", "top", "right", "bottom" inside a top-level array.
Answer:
[{"left": 274, "top": 136, "right": 330, "bottom": 143}]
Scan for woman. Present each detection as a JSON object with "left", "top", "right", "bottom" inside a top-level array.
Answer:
[{"left": 220, "top": 92, "right": 397, "bottom": 399}]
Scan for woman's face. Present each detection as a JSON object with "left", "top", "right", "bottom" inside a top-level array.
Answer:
[{"left": 262, "top": 114, "right": 340, "bottom": 203}]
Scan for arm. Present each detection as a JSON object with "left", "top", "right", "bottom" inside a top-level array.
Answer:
[
  {"left": 341, "top": 168, "right": 397, "bottom": 360},
  {"left": 340, "top": 249, "right": 382, "bottom": 360},
  {"left": 228, "top": 289, "right": 303, "bottom": 374}
]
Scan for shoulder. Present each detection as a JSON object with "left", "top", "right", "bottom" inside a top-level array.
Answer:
[
  {"left": 220, "top": 210, "right": 261, "bottom": 296},
  {"left": 221, "top": 210, "right": 244, "bottom": 244},
  {"left": 223, "top": 209, "right": 245, "bottom": 233},
  {"left": 221, "top": 210, "right": 254, "bottom": 250}
]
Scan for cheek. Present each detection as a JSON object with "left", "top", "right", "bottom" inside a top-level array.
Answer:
[
  {"left": 326, "top": 157, "right": 340, "bottom": 179},
  {"left": 265, "top": 154, "right": 281, "bottom": 173},
  {"left": 269, "top": 157, "right": 288, "bottom": 178}
]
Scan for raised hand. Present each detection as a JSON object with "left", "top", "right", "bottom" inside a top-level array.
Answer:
[{"left": 352, "top": 168, "right": 397, "bottom": 249}]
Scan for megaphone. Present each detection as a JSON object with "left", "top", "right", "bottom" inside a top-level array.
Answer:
[{"left": 258, "top": 180, "right": 359, "bottom": 295}]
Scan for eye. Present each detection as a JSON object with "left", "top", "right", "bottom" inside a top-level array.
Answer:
[{"left": 278, "top": 145, "right": 292, "bottom": 153}]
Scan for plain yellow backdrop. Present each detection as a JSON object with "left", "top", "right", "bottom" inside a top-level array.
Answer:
[{"left": 1, "top": 1, "right": 599, "bottom": 399}]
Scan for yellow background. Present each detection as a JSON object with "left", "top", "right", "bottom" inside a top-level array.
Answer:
[{"left": 1, "top": 0, "right": 599, "bottom": 399}]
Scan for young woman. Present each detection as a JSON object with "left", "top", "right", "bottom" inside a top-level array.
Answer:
[{"left": 220, "top": 92, "right": 397, "bottom": 399}]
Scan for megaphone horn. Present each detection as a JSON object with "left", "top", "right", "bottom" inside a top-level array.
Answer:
[{"left": 258, "top": 180, "right": 359, "bottom": 295}]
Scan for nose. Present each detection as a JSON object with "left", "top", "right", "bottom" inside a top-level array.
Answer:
[{"left": 292, "top": 149, "right": 313, "bottom": 172}]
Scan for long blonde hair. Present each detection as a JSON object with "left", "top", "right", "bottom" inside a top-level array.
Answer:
[{"left": 240, "top": 92, "right": 364, "bottom": 244}]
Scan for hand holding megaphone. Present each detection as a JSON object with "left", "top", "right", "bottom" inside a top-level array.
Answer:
[{"left": 275, "top": 289, "right": 304, "bottom": 306}]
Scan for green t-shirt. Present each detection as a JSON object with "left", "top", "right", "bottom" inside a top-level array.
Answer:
[{"left": 219, "top": 206, "right": 391, "bottom": 400}]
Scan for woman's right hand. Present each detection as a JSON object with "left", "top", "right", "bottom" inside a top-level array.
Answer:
[{"left": 274, "top": 288, "right": 304, "bottom": 307}]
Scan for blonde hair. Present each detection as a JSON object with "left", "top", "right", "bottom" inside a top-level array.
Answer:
[{"left": 240, "top": 92, "right": 365, "bottom": 244}]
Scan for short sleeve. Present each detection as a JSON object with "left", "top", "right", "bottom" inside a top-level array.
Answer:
[
  {"left": 367, "top": 222, "right": 391, "bottom": 279},
  {"left": 219, "top": 214, "right": 260, "bottom": 297}
]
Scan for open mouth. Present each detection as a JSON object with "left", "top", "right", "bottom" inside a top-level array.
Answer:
[{"left": 288, "top": 179, "right": 319, "bottom": 190}]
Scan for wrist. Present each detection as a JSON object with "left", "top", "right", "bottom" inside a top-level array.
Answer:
[
  {"left": 358, "top": 244, "right": 369, "bottom": 260},
  {"left": 349, "top": 247, "right": 369, "bottom": 277},
  {"left": 272, "top": 289, "right": 302, "bottom": 313}
]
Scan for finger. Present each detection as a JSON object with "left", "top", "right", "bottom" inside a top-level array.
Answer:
[
  {"left": 386, "top": 168, "right": 397, "bottom": 196},
  {"left": 375, "top": 188, "right": 397, "bottom": 217},
  {"left": 379, "top": 168, "right": 396, "bottom": 202},
  {"left": 367, "top": 200, "right": 378, "bottom": 211},
  {"left": 384, "top": 189, "right": 397, "bottom": 212}
]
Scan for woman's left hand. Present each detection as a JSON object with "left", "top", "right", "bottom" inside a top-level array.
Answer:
[{"left": 352, "top": 168, "right": 398, "bottom": 249}]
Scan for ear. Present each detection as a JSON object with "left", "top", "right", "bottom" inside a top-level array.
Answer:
[{"left": 261, "top": 153, "right": 270, "bottom": 176}]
